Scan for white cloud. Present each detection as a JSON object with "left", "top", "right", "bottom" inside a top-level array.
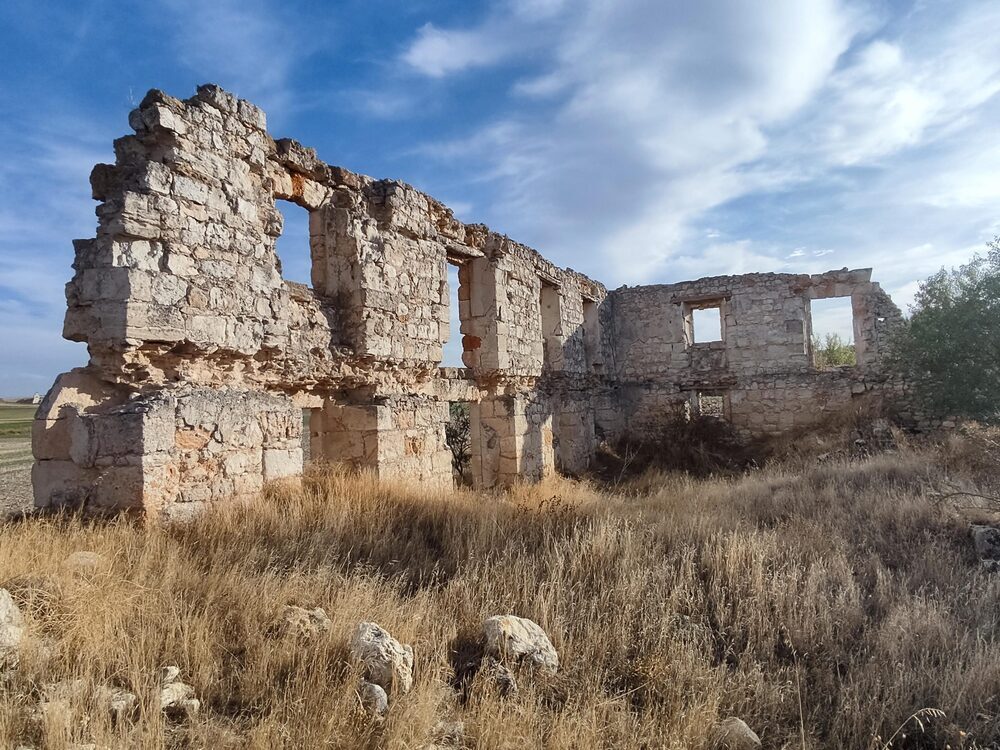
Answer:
[
  {"left": 402, "top": 22, "right": 510, "bottom": 78},
  {"left": 401, "top": 0, "right": 867, "bottom": 283},
  {"left": 156, "top": 0, "right": 311, "bottom": 115},
  {"left": 396, "top": 0, "right": 1000, "bottom": 301}
]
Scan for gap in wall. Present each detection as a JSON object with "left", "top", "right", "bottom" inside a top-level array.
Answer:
[
  {"left": 302, "top": 408, "right": 318, "bottom": 466},
  {"left": 442, "top": 262, "right": 464, "bottom": 367},
  {"left": 810, "top": 297, "right": 856, "bottom": 367},
  {"left": 445, "top": 401, "right": 472, "bottom": 485},
  {"left": 582, "top": 298, "right": 601, "bottom": 371},
  {"left": 692, "top": 306, "right": 723, "bottom": 343},
  {"left": 273, "top": 200, "right": 313, "bottom": 287},
  {"left": 540, "top": 280, "right": 561, "bottom": 370}
]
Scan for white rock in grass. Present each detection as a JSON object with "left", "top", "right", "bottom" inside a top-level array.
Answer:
[
  {"left": 40, "top": 679, "right": 137, "bottom": 723},
  {"left": 710, "top": 717, "right": 762, "bottom": 749},
  {"left": 158, "top": 665, "right": 200, "bottom": 718},
  {"left": 0, "top": 588, "right": 24, "bottom": 668},
  {"left": 482, "top": 615, "right": 558, "bottom": 675},
  {"left": 358, "top": 680, "right": 389, "bottom": 717},
  {"left": 349, "top": 621, "right": 414, "bottom": 695}
]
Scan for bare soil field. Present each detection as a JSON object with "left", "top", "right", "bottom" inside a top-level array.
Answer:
[
  {"left": 0, "top": 404, "right": 34, "bottom": 515},
  {"left": 0, "top": 429, "right": 998, "bottom": 749}
]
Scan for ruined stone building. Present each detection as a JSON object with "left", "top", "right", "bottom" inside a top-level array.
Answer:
[{"left": 32, "top": 85, "right": 904, "bottom": 519}]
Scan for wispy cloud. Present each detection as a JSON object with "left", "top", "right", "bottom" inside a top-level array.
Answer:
[
  {"left": 154, "top": 0, "right": 317, "bottom": 115},
  {"left": 396, "top": 0, "right": 1000, "bottom": 301}
]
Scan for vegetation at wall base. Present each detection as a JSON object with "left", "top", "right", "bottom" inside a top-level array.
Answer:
[{"left": 2, "top": 430, "right": 998, "bottom": 748}]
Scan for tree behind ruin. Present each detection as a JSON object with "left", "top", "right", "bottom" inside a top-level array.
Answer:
[{"left": 889, "top": 238, "right": 1000, "bottom": 423}]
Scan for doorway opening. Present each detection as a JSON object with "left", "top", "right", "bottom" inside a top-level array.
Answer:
[{"left": 445, "top": 401, "right": 472, "bottom": 485}]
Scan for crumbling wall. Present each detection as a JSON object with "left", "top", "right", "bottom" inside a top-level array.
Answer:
[
  {"left": 32, "top": 84, "right": 907, "bottom": 517},
  {"left": 605, "top": 269, "right": 904, "bottom": 437},
  {"left": 33, "top": 85, "right": 606, "bottom": 517}
]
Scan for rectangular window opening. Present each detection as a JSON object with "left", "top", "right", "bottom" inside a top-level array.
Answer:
[
  {"left": 302, "top": 408, "right": 319, "bottom": 467},
  {"left": 441, "top": 260, "right": 464, "bottom": 368},
  {"left": 809, "top": 297, "right": 857, "bottom": 368},
  {"left": 691, "top": 305, "right": 723, "bottom": 343},
  {"left": 697, "top": 392, "right": 727, "bottom": 419},
  {"left": 582, "top": 298, "right": 602, "bottom": 372},
  {"left": 274, "top": 199, "right": 315, "bottom": 288},
  {"left": 540, "top": 280, "right": 561, "bottom": 371}
]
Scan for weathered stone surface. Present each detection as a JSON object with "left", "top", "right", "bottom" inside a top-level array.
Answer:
[
  {"left": 158, "top": 666, "right": 200, "bottom": 718},
  {"left": 281, "top": 605, "right": 331, "bottom": 638},
  {"left": 40, "top": 679, "right": 137, "bottom": 723},
  {"left": 709, "top": 717, "right": 762, "bottom": 749},
  {"left": 32, "top": 83, "right": 906, "bottom": 516},
  {"left": 357, "top": 680, "right": 388, "bottom": 717},
  {"left": 482, "top": 615, "right": 558, "bottom": 675},
  {"left": 0, "top": 588, "right": 25, "bottom": 667},
  {"left": 349, "top": 621, "right": 414, "bottom": 695},
  {"left": 482, "top": 657, "right": 518, "bottom": 696}
]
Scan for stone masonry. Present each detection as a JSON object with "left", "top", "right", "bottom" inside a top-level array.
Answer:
[{"left": 32, "top": 85, "right": 906, "bottom": 518}]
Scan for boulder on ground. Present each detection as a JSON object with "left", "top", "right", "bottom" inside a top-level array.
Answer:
[
  {"left": 0, "top": 588, "right": 25, "bottom": 668},
  {"left": 358, "top": 680, "right": 388, "bottom": 717},
  {"left": 349, "top": 621, "right": 414, "bottom": 695},
  {"left": 482, "top": 615, "right": 558, "bottom": 675},
  {"left": 158, "top": 665, "right": 200, "bottom": 718},
  {"left": 281, "top": 605, "right": 332, "bottom": 638},
  {"left": 971, "top": 525, "right": 1000, "bottom": 560},
  {"left": 709, "top": 716, "right": 761, "bottom": 750}
]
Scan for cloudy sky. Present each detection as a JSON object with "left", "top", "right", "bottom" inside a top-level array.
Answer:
[{"left": 1, "top": 0, "right": 998, "bottom": 393}]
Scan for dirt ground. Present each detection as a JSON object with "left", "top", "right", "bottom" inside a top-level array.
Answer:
[
  {"left": 0, "top": 438, "right": 32, "bottom": 516},
  {"left": 0, "top": 403, "right": 35, "bottom": 515}
]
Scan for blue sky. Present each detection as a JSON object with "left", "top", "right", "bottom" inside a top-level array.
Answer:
[{"left": 1, "top": 0, "right": 999, "bottom": 393}]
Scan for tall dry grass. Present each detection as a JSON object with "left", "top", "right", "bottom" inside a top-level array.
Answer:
[{"left": 1, "top": 441, "right": 998, "bottom": 749}]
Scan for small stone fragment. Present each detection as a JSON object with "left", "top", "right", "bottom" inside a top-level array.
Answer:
[
  {"left": 158, "top": 665, "right": 200, "bottom": 718},
  {"left": 281, "top": 605, "right": 332, "bottom": 638},
  {"left": 40, "top": 679, "right": 137, "bottom": 724},
  {"left": 357, "top": 680, "right": 388, "bottom": 717},
  {"left": 423, "top": 719, "right": 465, "bottom": 749},
  {"left": 349, "top": 621, "right": 414, "bottom": 695},
  {"left": 0, "top": 588, "right": 25, "bottom": 668},
  {"left": 62, "top": 551, "right": 107, "bottom": 575},
  {"left": 709, "top": 717, "right": 762, "bottom": 750},
  {"left": 482, "top": 657, "right": 517, "bottom": 696},
  {"left": 482, "top": 615, "right": 558, "bottom": 675}
]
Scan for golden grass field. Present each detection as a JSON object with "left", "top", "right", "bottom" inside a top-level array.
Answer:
[{"left": 0, "top": 430, "right": 998, "bottom": 749}]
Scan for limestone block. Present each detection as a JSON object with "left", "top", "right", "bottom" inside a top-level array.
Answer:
[
  {"left": 263, "top": 448, "right": 303, "bottom": 480},
  {"left": 482, "top": 615, "right": 558, "bottom": 675},
  {"left": 349, "top": 621, "right": 414, "bottom": 695}
]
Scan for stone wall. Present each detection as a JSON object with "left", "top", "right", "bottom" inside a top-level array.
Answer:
[
  {"left": 605, "top": 269, "right": 905, "bottom": 437},
  {"left": 33, "top": 84, "right": 907, "bottom": 517}
]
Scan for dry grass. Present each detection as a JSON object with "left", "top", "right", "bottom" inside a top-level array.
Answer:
[{"left": 1, "top": 440, "right": 999, "bottom": 749}]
